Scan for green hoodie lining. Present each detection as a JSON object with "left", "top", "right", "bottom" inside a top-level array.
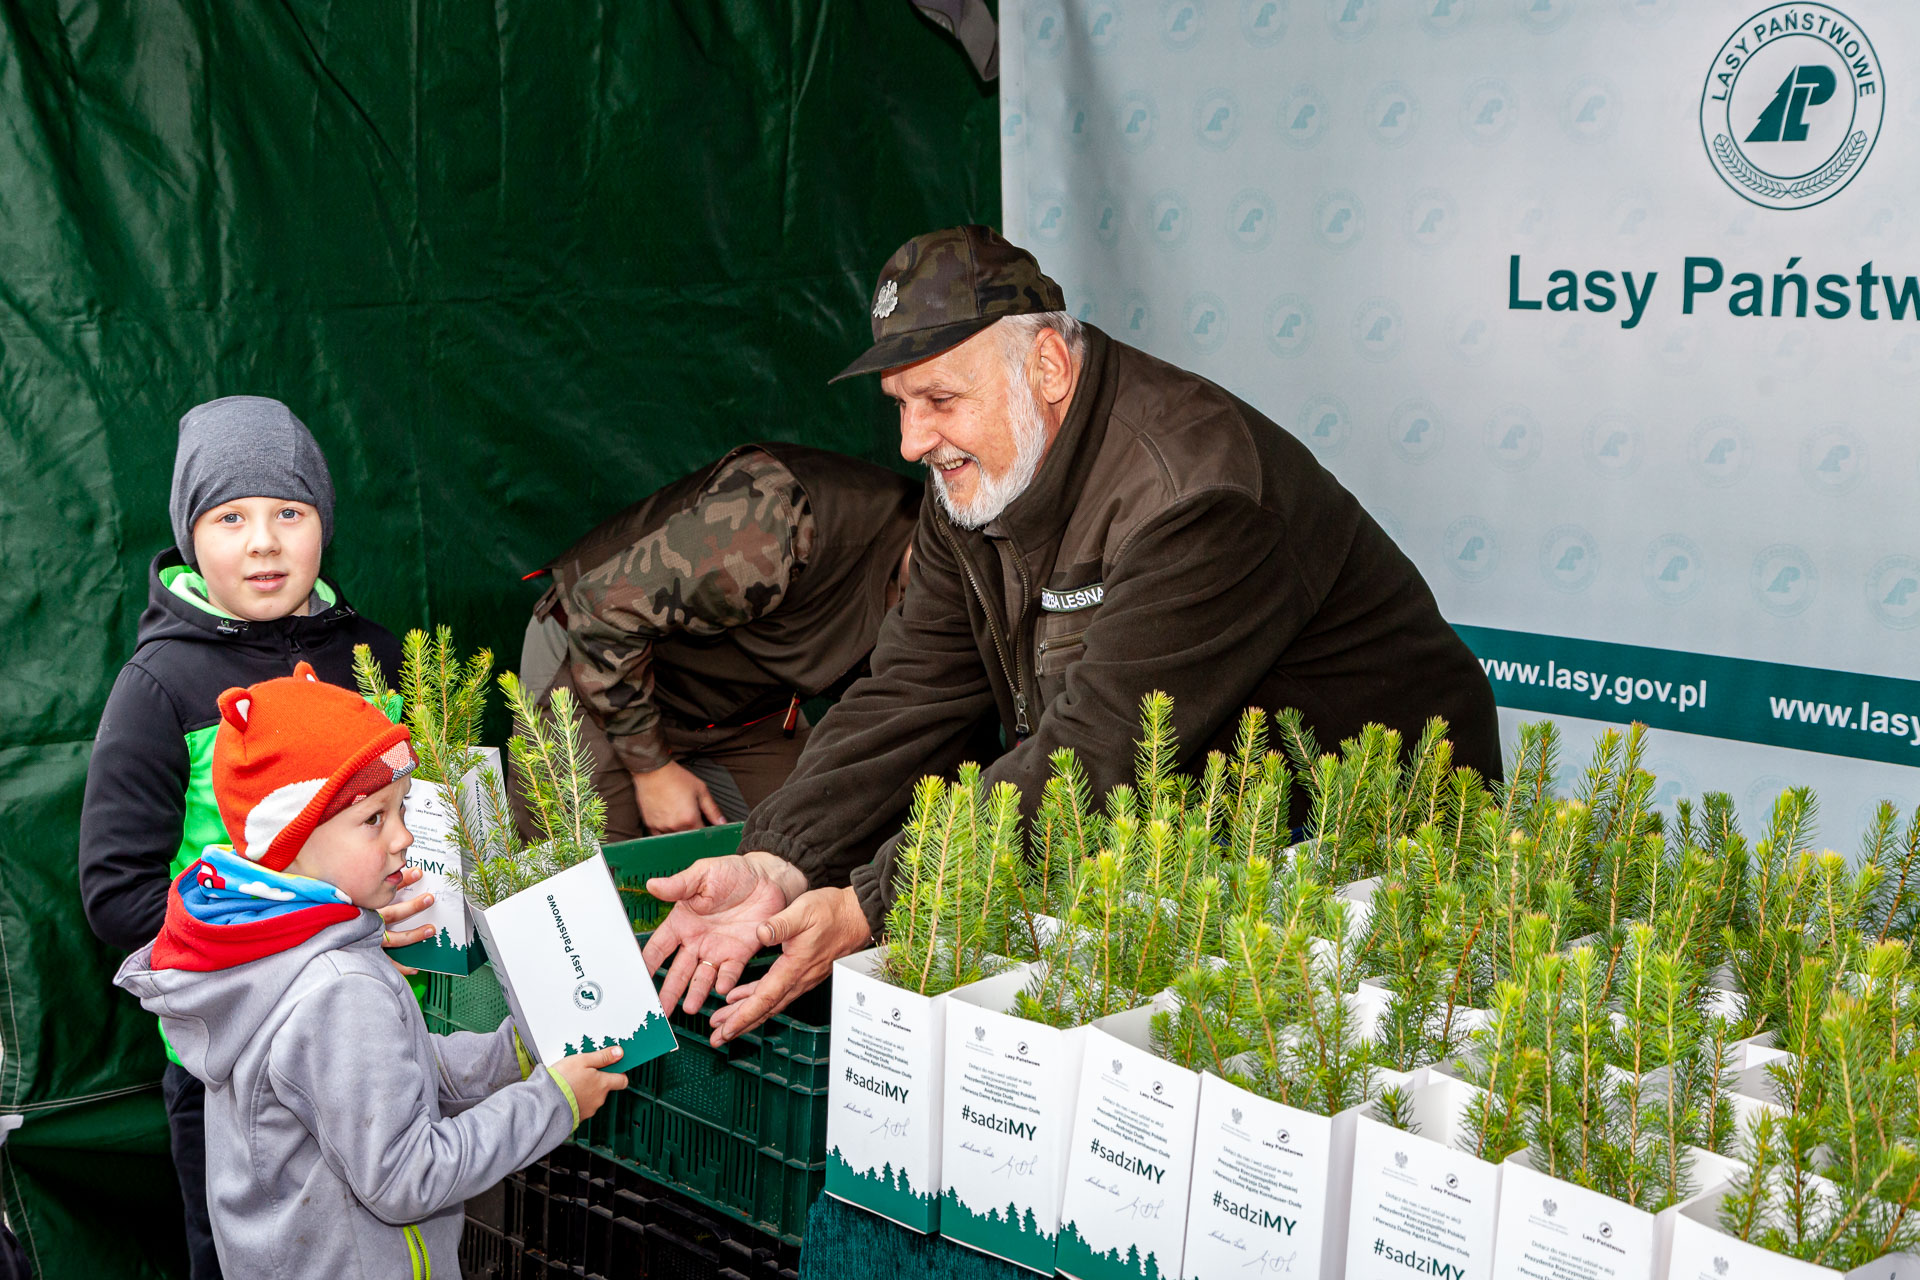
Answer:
[{"left": 161, "top": 564, "right": 336, "bottom": 620}]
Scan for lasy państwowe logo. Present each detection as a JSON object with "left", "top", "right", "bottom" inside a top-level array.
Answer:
[{"left": 1701, "top": 5, "right": 1882, "bottom": 210}]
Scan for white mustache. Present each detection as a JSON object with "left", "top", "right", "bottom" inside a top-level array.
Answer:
[{"left": 925, "top": 448, "right": 976, "bottom": 471}]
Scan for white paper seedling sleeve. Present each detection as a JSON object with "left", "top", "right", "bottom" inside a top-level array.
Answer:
[
  {"left": 826, "top": 947, "right": 965, "bottom": 1234},
  {"left": 1343, "top": 1075, "right": 1503, "bottom": 1280},
  {"left": 1493, "top": 1143, "right": 1746, "bottom": 1280},
  {"left": 1056, "top": 1003, "right": 1200, "bottom": 1280},
  {"left": 1182, "top": 1062, "right": 1420, "bottom": 1280},
  {"left": 469, "top": 851, "right": 674, "bottom": 1073},
  {"left": 1669, "top": 1187, "right": 1920, "bottom": 1280},
  {"left": 1493, "top": 1152, "right": 1658, "bottom": 1280},
  {"left": 390, "top": 747, "right": 500, "bottom": 975},
  {"left": 940, "top": 968, "right": 1086, "bottom": 1276}
]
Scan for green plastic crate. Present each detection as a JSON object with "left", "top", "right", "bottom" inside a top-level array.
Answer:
[
  {"left": 421, "top": 970, "right": 456, "bottom": 1034},
  {"left": 420, "top": 824, "right": 831, "bottom": 1243},
  {"left": 420, "top": 963, "right": 513, "bottom": 1036},
  {"left": 576, "top": 978, "right": 831, "bottom": 1246},
  {"left": 593, "top": 823, "right": 829, "bottom": 1244}
]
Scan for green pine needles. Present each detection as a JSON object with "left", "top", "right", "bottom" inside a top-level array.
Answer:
[
  {"left": 1015, "top": 696, "right": 1283, "bottom": 1030},
  {"left": 356, "top": 630, "right": 605, "bottom": 910},
  {"left": 866, "top": 685, "right": 1920, "bottom": 1268},
  {"left": 1154, "top": 854, "right": 1382, "bottom": 1119},
  {"left": 456, "top": 673, "right": 607, "bottom": 909},
  {"left": 1717, "top": 941, "right": 1920, "bottom": 1268},
  {"left": 876, "top": 766, "right": 1025, "bottom": 997},
  {"left": 1455, "top": 924, "right": 1740, "bottom": 1210},
  {"left": 353, "top": 628, "right": 492, "bottom": 787}
]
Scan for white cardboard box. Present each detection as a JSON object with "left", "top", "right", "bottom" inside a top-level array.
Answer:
[
  {"left": 1343, "top": 1075, "right": 1504, "bottom": 1280},
  {"left": 1180, "top": 1062, "right": 1423, "bottom": 1280},
  {"left": 1491, "top": 1145, "right": 1746, "bottom": 1280},
  {"left": 391, "top": 747, "right": 500, "bottom": 975},
  {"left": 468, "top": 851, "right": 675, "bottom": 1073},
  {"left": 1335, "top": 876, "right": 1382, "bottom": 942},
  {"left": 939, "top": 970, "right": 1096, "bottom": 1275},
  {"left": 1728, "top": 1032, "right": 1787, "bottom": 1071},
  {"left": 825, "top": 946, "right": 972, "bottom": 1234},
  {"left": 1725, "top": 1049, "right": 1793, "bottom": 1139},
  {"left": 1056, "top": 1003, "right": 1201, "bottom": 1280},
  {"left": 1668, "top": 1186, "right": 1920, "bottom": 1280}
]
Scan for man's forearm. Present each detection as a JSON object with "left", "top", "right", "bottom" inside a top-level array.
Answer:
[
  {"left": 740, "top": 694, "right": 989, "bottom": 893},
  {"left": 741, "top": 594, "right": 996, "bottom": 891}
]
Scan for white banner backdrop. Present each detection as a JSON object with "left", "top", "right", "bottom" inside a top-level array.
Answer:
[{"left": 1001, "top": 0, "right": 1920, "bottom": 844}]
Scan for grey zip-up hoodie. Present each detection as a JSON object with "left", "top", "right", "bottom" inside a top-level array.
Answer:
[{"left": 116, "top": 910, "right": 576, "bottom": 1278}]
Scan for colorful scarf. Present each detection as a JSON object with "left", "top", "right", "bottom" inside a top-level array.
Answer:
[{"left": 150, "top": 845, "right": 363, "bottom": 972}]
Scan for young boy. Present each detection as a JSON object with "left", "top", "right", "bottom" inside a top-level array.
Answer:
[
  {"left": 78, "top": 395, "right": 432, "bottom": 1278},
  {"left": 115, "top": 665, "right": 626, "bottom": 1275}
]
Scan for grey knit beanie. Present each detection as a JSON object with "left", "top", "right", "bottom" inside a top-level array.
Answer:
[{"left": 170, "top": 396, "right": 336, "bottom": 567}]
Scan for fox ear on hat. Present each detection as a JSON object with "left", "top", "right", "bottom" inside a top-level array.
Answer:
[
  {"left": 293, "top": 660, "right": 318, "bottom": 681},
  {"left": 218, "top": 687, "right": 252, "bottom": 731}
]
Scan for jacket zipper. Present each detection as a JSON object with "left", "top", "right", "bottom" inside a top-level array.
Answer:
[
  {"left": 403, "top": 1223, "right": 431, "bottom": 1278},
  {"left": 936, "top": 520, "right": 1032, "bottom": 737}
]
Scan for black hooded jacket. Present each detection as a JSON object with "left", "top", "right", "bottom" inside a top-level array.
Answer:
[{"left": 78, "top": 550, "right": 401, "bottom": 952}]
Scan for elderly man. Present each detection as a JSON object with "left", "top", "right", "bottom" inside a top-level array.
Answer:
[
  {"left": 642, "top": 226, "right": 1500, "bottom": 1041},
  {"left": 521, "top": 443, "right": 920, "bottom": 839}
]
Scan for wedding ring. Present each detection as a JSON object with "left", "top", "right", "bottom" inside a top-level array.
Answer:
[{"left": 698, "top": 959, "right": 716, "bottom": 969}]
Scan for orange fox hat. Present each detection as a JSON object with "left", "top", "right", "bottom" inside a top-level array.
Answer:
[{"left": 212, "top": 661, "right": 416, "bottom": 872}]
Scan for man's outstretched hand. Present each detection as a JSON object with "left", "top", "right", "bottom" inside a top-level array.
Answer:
[
  {"left": 641, "top": 851, "right": 806, "bottom": 1016},
  {"left": 707, "top": 885, "right": 872, "bottom": 1046}
]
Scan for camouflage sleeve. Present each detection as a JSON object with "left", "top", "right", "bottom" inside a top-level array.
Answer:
[{"left": 562, "top": 451, "right": 816, "bottom": 773}]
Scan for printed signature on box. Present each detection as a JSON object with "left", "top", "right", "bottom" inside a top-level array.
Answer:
[{"left": 993, "top": 1153, "right": 1040, "bottom": 1179}]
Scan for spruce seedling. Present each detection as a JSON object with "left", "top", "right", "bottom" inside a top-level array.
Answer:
[
  {"left": 455, "top": 676, "right": 605, "bottom": 909},
  {"left": 877, "top": 767, "right": 1023, "bottom": 997},
  {"left": 1863, "top": 802, "right": 1920, "bottom": 945},
  {"left": 1719, "top": 944, "right": 1920, "bottom": 1268},
  {"left": 352, "top": 627, "right": 492, "bottom": 787}
]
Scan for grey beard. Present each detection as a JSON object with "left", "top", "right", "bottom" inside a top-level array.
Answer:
[{"left": 932, "top": 380, "right": 1049, "bottom": 530}]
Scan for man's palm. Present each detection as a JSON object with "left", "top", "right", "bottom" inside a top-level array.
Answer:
[{"left": 643, "top": 855, "right": 787, "bottom": 1013}]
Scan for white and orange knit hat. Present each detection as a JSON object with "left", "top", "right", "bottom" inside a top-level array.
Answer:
[{"left": 212, "top": 662, "right": 417, "bottom": 871}]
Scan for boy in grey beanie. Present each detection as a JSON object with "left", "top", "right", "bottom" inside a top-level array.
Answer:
[
  {"left": 169, "top": 395, "right": 336, "bottom": 568},
  {"left": 81, "top": 395, "right": 425, "bottom": 1280}
]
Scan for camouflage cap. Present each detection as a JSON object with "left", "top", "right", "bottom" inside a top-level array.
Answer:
[{"left": 831, "top": 225, "right": 1066, "bottom": 382}]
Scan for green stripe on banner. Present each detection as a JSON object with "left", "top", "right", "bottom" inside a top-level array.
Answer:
[{"left": 1454, "top": 626, "right": 1920, "bottom": 769}]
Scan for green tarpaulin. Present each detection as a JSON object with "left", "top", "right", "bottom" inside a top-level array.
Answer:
[{"left": 0, "top": 2, "right": 996, "bottom": 1273}]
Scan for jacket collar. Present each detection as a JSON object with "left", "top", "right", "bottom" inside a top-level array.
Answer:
[
  {"left": 141, "top": 548, "right": 361, "bottom": 648},
  {"left": 975, "top": 325, "right": 1114, "bottom": 550}
]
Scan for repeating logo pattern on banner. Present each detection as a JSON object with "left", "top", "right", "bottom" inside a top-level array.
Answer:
[{"left": 1001, "top": 0, "right": 1920, "bottom": 838}]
